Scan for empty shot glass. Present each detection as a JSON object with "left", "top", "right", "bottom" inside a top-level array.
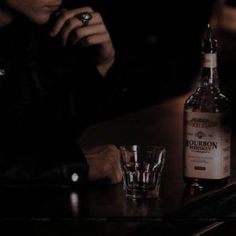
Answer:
[{"left": 119, "top": 145, "right": 166, "bottom": 199}]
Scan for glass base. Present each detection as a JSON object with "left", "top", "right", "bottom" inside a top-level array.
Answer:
[{"left": 125, "top": 188, "right": 159, "bottom": 199}]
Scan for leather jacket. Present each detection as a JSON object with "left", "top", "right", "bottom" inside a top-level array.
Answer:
[{"left": 0, "top": 18, "right": 123, "bottom": 186}]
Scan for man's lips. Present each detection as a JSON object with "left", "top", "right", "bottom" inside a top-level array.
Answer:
[{"left": 43, "top": 5, "right": 60, "bottom": 12}]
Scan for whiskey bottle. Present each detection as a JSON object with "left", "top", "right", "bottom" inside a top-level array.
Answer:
[{"left": 183, "top": 24, "right": 231, "bottom": 188}]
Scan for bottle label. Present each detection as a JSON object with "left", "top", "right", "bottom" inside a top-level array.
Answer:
[
  {"left": 184, "top": 111, "right": 230, "bottom": 179},
  {"left": 203, "top": 53, "right": 217, "bottom": 68}
]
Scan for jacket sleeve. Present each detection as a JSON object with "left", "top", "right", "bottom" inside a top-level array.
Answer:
[
  {"left": 69, "top": 51, "right": 137, "bottom": 129},
  {"left": 0, "top": 140, "right": 89, "bottom": 187},
  {"left": 0, "top": 48, "right": 89, "bottom": 187}
]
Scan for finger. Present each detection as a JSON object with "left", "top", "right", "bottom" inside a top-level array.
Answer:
[
  {"left": 82, "top": 145, "right": 108, "bottom": 155},
  {"left": 60, "top": 17, "right": 80, "bottom": 46},
  {"left": 74, "top": 32, "right": 111, "bottom": 47},
  {"left": 96, "top": 159, "right": 119, "bottom": 183},
  {"left": 84, "top": 144, "right": 117, "bottom": 160},
  {"left": 108, "top": 156, "right": 123, "bottom": 184},
  {"left": 54, "top": 8, "right": 66, "bottom": 18},
  {"left": 69, "top": 24, "right": 107, "bottom": 46},
  {"left": 86, "top": 146, "right": 122, "bottom": 183},
  {"left": 50, "top": 7, "right": 94, "bottom": 37},
  {"left": 60, "top": 13, "right": 104, "bottom": 46},
  {"left": 110, "top": 169, "right": 123, "bottom": 184},
  {"left": 78, "top": 12, "right": 104, "bottom": 26},
  {"left": 88, "top": 158, "right": 112, "bottom": 181},
  {"left": 105, "top": 147, "right": 122, "bottom": 184}
]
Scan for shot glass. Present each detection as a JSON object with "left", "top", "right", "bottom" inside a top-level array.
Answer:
[{"left": 119, "top": 145, "right": 166, "bottom": 199}]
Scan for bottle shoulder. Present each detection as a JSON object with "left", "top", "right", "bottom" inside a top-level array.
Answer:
[{"left": 184, "top": 87, "right": 229, "bottom": 113}]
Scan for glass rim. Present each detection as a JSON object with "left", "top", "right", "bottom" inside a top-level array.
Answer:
[{"left": 119, "top": 145, "right": 166, "bottom": 150}]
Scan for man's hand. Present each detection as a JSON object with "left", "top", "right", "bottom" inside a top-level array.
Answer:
[
  {"left": 50, "top": 7, "right": 115, "bottom": 76},
  {"left": 82, "top": 145, "right": 122, "bottom": 184}
]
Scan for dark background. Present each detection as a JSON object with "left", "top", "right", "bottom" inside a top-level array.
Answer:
[
  {"left": 63, "top": 0, "right": 216, "bottom": 114},
  {"left": 64, "top": 0, "right": 236, "bottom": 126}
]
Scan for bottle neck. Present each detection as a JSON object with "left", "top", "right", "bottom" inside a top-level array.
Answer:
[{"left": 199, "top": 52, "right": 219, "bottom": 89}]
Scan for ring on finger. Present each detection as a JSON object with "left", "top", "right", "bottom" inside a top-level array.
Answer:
[{"left": 77, "top": 12, "right": 93, "bottom": 26}]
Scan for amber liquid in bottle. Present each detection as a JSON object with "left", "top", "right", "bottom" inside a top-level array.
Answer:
[{"left": 183, "top": 25, "right": 231, "bottom": 188}]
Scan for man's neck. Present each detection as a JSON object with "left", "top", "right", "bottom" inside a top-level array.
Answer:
[{"left": 0, "top": 7, "right": 15, "bottom": 27}]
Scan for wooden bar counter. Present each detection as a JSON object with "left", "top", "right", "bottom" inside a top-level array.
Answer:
[{"left": 1, "top": 93, "right": 236, "bottom": 235}]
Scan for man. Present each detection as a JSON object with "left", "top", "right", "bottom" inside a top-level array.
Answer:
[{"left": 0, "top": 0, "right": 122, "bottom": 185}]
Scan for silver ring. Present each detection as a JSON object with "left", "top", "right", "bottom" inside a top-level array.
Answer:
[{"left": 77, "top": 12, "right": 93, "bottom": 26}]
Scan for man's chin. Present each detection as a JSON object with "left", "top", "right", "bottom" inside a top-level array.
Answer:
[{"left": 31, "top": 14, "right": 51, "bottom": 25}]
